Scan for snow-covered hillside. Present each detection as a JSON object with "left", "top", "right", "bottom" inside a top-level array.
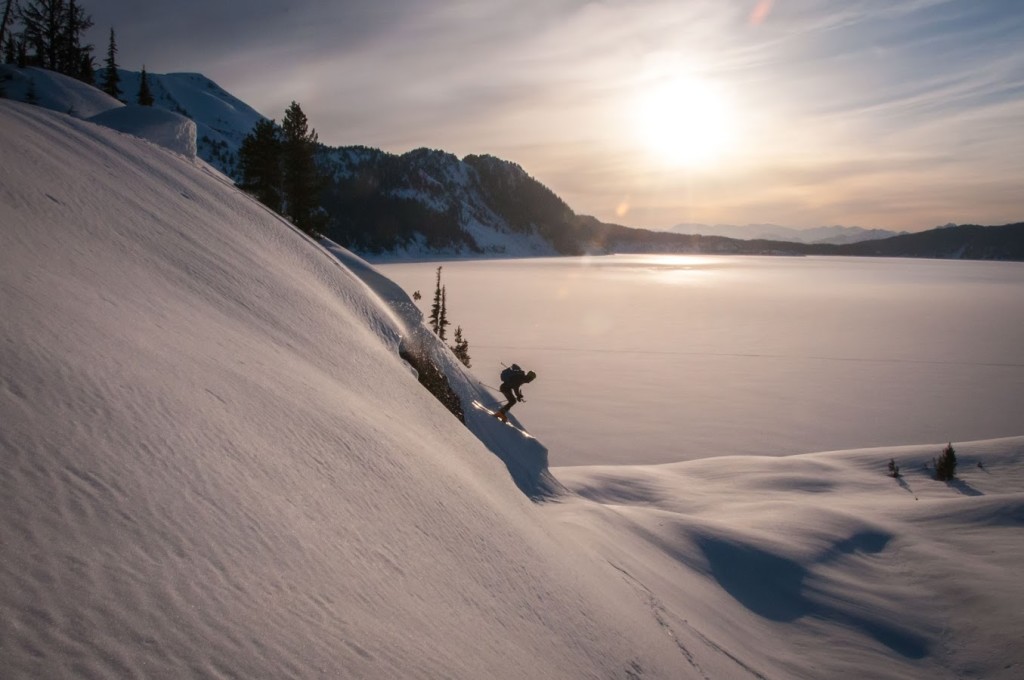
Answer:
[
  {"left": 1, "top": 65, "right": 263, "bottom": 174},
  {"left": 3, "top": 98, "right": 1023, "bottom": 679},
  {"left": 113, "top": 69, "right": 265, "bottom": 174}
]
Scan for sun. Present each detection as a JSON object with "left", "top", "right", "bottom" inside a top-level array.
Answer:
[{"left": 634, "top": 77, "right": 737, "bottom": 168}]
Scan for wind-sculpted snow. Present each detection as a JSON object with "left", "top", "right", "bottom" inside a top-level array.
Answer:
[
  {"left": 89, "top": 105, "right": 198, "bottom": 159},
  {"left": 0, "top": 64, "right": 123, "bottom": 118},
  {"left": 3, "top": 98, "right": 1022, "bottom": 679}
]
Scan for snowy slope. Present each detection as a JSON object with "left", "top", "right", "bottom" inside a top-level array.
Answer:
[
  {"left": 0, "top": 99, "right": 689, "bottom": 679},
  {"left": 0, "top": 64, "right": 122, "bottom": 118},
  {"left": 3, "top": 98, "right": 1022, "bottom": 680},
  {"left": 89, "top": 105, "right": 198, "bottom": 160},
  {"left": 113, "top": 69, "right": 266, "bottom": 173}
]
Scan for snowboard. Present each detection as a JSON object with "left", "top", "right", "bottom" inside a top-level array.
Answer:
[{"left": 470, "top": 400, "right": 534, "bottom": 439}]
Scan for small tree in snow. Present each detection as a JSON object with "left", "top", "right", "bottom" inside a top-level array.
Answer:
[
  {"left": 101, "top": 27, "right": 120, "bottom": 99},
  {"left": 449, "top": 325, "right": 471, "bottom": 368},
  {"left": 136, "top": 64, "right": 153, "bottom": 106},
  {"left": 429, "top": 266, "right": 442, "bottom": 335},
  {"left": 933, "top": 442, "right": 957, "bottom": 481},
  {"left": 438, "top": 285, "right": 450, "bottom": 341},
  {"left": 887, "top": 458, "right": 901, "bottom": 478}
]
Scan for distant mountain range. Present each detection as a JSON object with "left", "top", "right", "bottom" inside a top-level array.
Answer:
[
  {"left": 667, "top": 223, "right": 907, "bottom": 245},
  {"left": 4, "top": 64, "right": 1021, "bottom": 261}
]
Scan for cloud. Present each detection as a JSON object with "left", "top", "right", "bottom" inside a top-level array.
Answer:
[{"left": 81, "top": 0, "right": 1024, "bottom": 231}]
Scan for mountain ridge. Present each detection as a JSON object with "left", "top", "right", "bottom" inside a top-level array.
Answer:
[{"left": 4, "top": 64, "right": 1020, "bottom": 261}]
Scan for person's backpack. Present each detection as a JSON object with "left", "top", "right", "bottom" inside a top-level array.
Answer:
[{"left": 500, "top": 364, "right": 522, "bottom": 383}]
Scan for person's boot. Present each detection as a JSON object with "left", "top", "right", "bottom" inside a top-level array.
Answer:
[{"left": 494, "top": 408, "right": 508, "bottom": 423}]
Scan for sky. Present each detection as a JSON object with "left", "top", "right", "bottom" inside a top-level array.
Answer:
[{"left": 81, "top": 0, "right": 1024, "bottom": 232}]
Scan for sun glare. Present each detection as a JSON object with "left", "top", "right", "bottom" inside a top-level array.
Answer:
[{"left": 635, "top": 77, "right": 737, "bottom": 168}]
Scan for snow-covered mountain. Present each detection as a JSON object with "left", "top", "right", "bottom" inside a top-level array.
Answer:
[
  {"left": 670, "top": 222, "right": 905, "bottom": 244},
  {"left": 319, "top": 147, "right": 573, "bottom": 257},
  {"left": 4, "top": 86, "right": 1024, "bottom": 679},
  {"left": 113, "top": 69, "right": 265, "bottom": 175},
  {"left": 1, "top": 65, "right": 263, "bottom": 174},
  {"left": 10, "top": 65, "right": 1020, "bottom": 262}
]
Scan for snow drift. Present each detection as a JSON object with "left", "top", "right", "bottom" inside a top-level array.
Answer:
[
  {"left": 3, "top": 94, "right": 1023, "bottom": 680},
  {"left": 0, "top": 64, "right": 123, "bottom": 119},
  {"left": 88, "top": 105, "right": 198, "bottom": 160}
]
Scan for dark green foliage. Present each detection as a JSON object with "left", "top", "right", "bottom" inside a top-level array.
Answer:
[
  {"left": 3, "top": 34, "right": 15, "bottom": 64},
  {"left": 429, "top": 266, "right": 442, "bottom": 335},
  {"left": 16, "top": 0, "right": 91, "bottom": 76},
  {"left": 76, "top": 49, "right": 94, "bottom": 83},
  {"left": 464, "top": 154, "right": 581, "bottom": 254},
  {"left": 316, "top": 147, "right": 479, "bottom": 254},
  {"left": 280, "top": 100, "right": 323, "bottom": 235},
  {"left": 450, "top": 325, "right": 471, "bottom": 368},
  {"left": 829, "top": 223, "right": 1024, "bottom": 261},
  {"left": 887, "top": 458, "right": 901, "bottom": 478},
  {"left": 101, "top": 26, "right": 119, "bottom": 99},
  {"left": 136, "top": 64, "right": 153, "bottom": 105},
  {"left": 934, "top": 443, "right": 957, "bottom": 481},
  {"left": 237, "top": 118, "right": 282, "bottom": 211},
  {"left": 0, "top": 1, "right": 15, "bottom": 62},
  {"left": 426, "top": 267, "right": 471, "bottom": 366},
  {"left": 18, "top": 0, "right": 63, "bottom": 69},
  {"left": 439, "top": 286, "right": 450, "bottom": 341},
  {"left": 62, "top": 0, "right": 91, "bottom": 80}
]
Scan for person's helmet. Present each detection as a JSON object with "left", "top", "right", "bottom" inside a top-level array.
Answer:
[{"left": 526, "top": 370, "right": 537, "bottom": 382}]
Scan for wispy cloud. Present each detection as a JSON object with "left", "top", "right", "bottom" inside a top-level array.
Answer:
[{"left": 84, "top": 0, "right": 1024, "bottom": 231}]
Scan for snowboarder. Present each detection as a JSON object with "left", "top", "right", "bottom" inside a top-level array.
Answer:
[{"left": 494, "top": 364, "right": 536, "bottom": 422}]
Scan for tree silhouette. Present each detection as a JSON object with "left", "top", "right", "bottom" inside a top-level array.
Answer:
[
  {"left": 101, "top": 27, "right": 120, "bottom": 99},
  {"left": 429, "top": 266, "right": 442, "bottom": 335},
  {"left": 280, "top": 100, "right": 322, "bottom": 234},
  {"left": 934, "top": 443, "right": 957, "bottom": 481},
  {"left": 450, "top": 326, "right": 471, "bottom": 368},
  {"left": 238, "top": 118, "right": 282, "bottom": 212},
  {"left": 136, "top": 64, "right": 153, "bottom": 106}
]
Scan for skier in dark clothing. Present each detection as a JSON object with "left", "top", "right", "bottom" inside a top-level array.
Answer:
[{"left": 495, "top": 364, "right": 536, "bottom": 422}]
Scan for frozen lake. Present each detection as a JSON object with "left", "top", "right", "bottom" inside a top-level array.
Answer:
[{"left": 378, "top": 255, "right": 1024, "bottom": 466}]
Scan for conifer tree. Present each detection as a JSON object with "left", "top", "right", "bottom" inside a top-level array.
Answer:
[
  {"left": 1, "top": 0, "right": 16, "bottom": 62},
  {"left": 76, "top": 48, "right": 93, "bottom": 83},
  {"left": 450, "top": 326, "right": 471, "bottom": 368},
  {"left": 280, "top": 100, "right": 322, "bottom": 234},
  {"left": 238, "top": 118, "right": 282, "bottom": 212},
  {"left": 439, "top": 285, "right": 450, "bottom": 341},
  {"left": 18, "top": 0, "right": 63, "bottom": 69},
  {"left": 3, "top": 33, "right": 15, "bottom": 64},
  {"left": 934, "top": 442, "right": 957, "bottom": 481},
  {"left": 60, "top": 0, "right": 91, "bottom": 77},
  {"left": 101, "top": 27, "right": 120, "bottom": 99},
  {"left": 15, "top": 35, "right": 26, "bottom": 66},
  {"left": 136, "top": 64, "right": 153, "bottom": 106},
  {"left": 429, "top": 266, "right": 442, "bottom": 335}
]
